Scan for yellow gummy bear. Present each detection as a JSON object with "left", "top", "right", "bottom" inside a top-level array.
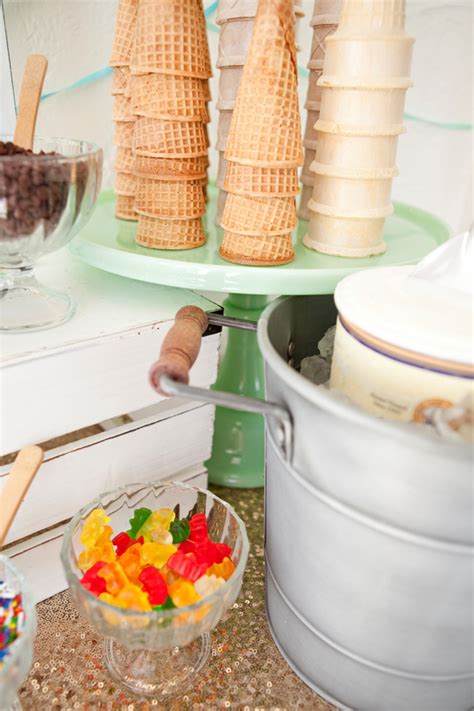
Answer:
[
  {"left": 78, "top": 526, "right": 115, "bottom": 571},
  {"left": 137, "top": 509, "right": 176, "bottom": 541},
  {"left": 139, "top": 542, "right": 177, "bottom": 569},
  {"left": 115, "top": 583, "right": 152, "bottom": 612},
  {"left": 80, "top": 509, "right": 111, "bottom": 548},
  {"left": 168, "top": 579, "right": 200, "bottom": 608}
]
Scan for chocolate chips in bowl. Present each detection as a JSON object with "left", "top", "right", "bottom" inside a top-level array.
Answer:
[{"left": 0, "top": 137, "right": 102, "bottom": 332}]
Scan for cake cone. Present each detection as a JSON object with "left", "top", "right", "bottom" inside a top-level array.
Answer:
[
  {"left": 219, "top": 231, "right": 294, "bottom": 266},
  {"left": 221, "top": 193, "right": 297, "bottom": 236},
  {"left": 134, "top": 154, "right": 208, "bottom": 180},
  {"left": 136, "top": 215, "right": 206, "bottom": 250},
  {"left": 299, "top": 184, "right": 313, "bottom": 220},
  {"left": 130, "top": 74, "right": 209, "bottom": 121},
  {"left": 224, "top": 0, "right": 303, "bottom": 167},
  {"left": 217, "top": 18, "right": 254, "bottom": 67},
  {"left": 310, "top": 0, "right": 343, "bottom": 26},
  {"left": 131, "top": 0, "right": 212, "bottom": 78},
  {"left": 116, "top": 193, "right": 138, "bottom": 221},
  {"left": 110, "top": 0, "right": 138, "bottom": 67},
  {"left": 134, "top": 117, "right": 208, "bottom": 158},
  {"left": 135, "top": 178, "right": 206, "bottom": 219},
  {"left": 337, "top": 0, "right": 407, "bottom": 36},
  {"left": 224, "top": 161, "right": 299, "bottom": 197}
]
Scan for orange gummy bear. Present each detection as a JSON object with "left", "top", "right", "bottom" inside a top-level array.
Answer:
[
  {"left": 207, "top": 557, "right": 235, "bottom": 580},
  {"left": 168, "top": 579, "right": 200, "bottom": 608}
]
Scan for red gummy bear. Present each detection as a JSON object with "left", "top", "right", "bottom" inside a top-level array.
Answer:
[
  {"left": 189, "top": 513, "right": 208, "bottom": 543},
  {"left": 80, "top": 561, "right": 107, "bottom": 596},
  {"left": 167, "top": 550, "right": 207, "bottom": 582},
  {"left": 138, "top": 566, "right": 167, "bottom": 606},
  {"left": 112, "top": 532, "right": 144, "bottom": 556}
]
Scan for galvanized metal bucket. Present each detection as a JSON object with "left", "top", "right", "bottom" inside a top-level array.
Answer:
[{"left": 150, "top": 295, "right": 473, "bottom": 711}]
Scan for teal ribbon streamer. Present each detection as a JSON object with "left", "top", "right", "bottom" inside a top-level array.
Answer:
[{"left": 38, "top": 0, "right": 473, "bottom": 133}]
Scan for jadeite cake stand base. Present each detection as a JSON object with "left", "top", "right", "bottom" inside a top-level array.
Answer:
[{"left": 71, "top": 186, "right": 450, "bottom": 489}]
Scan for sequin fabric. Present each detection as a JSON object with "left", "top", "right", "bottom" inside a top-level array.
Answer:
[{"left": 19, "top": 487, "right": 334, "bottom": 710}]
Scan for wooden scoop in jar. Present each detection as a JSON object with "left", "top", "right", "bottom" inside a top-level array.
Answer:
[
  {"left": 0, "top": 446, "right": 44, "bottom": 546},
  {"left": 13, "top": 54, "right": 48, "bottom": 150}
]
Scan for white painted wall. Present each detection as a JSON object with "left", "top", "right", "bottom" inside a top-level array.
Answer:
[{"left": 3, "top": 0, "right": 472, "bottom": 231}]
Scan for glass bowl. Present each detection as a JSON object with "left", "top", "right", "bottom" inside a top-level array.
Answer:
[
  {"left": 60, "top": 481, "right": 249, "bottom": 699},
  {"left": 0, "top": 136, "right": 102, "bottom": 332},
  {"left": 0, "top": 555, "right": 37, "bottom": 711}
]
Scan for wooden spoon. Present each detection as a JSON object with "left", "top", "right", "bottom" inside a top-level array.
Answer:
[
  {"left": 13, "top": 54, "right": 48, "bottom": 150},
  {"left": 0, "top": 446, "right": 44, "bottom": 546}
]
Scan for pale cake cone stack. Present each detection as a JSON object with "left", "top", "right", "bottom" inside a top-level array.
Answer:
[
  {"left": 304, "top": 0, "right": 415, "bottom": 256},
  {"left": 299, "top": 0, "right": 343, "bottom": 220},
  {"left": 215, "top": 0, "right": 305, "bottom": 227},
  {"left": 219, "top": 0, "right": 303, "bottom": 266},
  {"left": 110, "top": 0, "right": 139, "bottom": 221}
]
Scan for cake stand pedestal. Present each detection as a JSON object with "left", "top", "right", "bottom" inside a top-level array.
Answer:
[{"left": 71, "top": 188, "right": 450, "bottom": 488}]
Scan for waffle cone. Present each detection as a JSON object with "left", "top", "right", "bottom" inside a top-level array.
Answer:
[
  {"left": 134, "top": 117, "right": 208, "bottom": 158},
  {"left": 221, "top": 193, "right": 297, "bottom": 236},
  {"left": 113, "top": 93, "right": 135, "bottom": 122},
  {"left": 114, "top": 120, "right": 135, "bottom": 148},
  {"left": 134, "top": 153, "right": 208, "bottom": 180},
  {"left": 130, "top": 74, "right": 209, "bottom": 121},
  {"left": 112, "top": 67, "right": 131, "bottom": 95},
  {"left": 224, "top": 161, "right": 299, "bottom": 197},
  {"left": 219, "top": 230, "right": 294, "bottom": 265},
  {"left": 116, "top": 193, "right": 138, "bottom": 221},
  {"left": 116, "top": 171, "right": 138, "bottom": 195},
  {"left": 136, "top": 215, "right": 206, "bottom": 250},
  {"left": 224, "top": 0, "right": 303, "bottom": 167},
  {"left": 110, "top": 0, "right": 138, "bottom": 67},
  {"left": 135, "top": 178, "right": 206, "bottom": 219},
  {"left": 115, "top": 147, "right": 135, "bottom": 173},
  {"left": 131, "top": 0, "right": 211, "bottom": 78}
]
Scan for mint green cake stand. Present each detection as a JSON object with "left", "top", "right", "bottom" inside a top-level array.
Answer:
[{"left": 71, "top": 188, "right": 449, "bottom": 488}]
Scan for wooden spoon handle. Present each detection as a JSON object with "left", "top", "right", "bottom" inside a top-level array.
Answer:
[
  {"left": 13, "top": 54, "right": 48, "bottom": 150},
  {"left": 0, "top": 445, "right": 43, "bottom": 546}
]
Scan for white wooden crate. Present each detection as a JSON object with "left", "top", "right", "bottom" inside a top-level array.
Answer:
[{"left": 0, "top": 251, "right": 221, "bottom": 600}]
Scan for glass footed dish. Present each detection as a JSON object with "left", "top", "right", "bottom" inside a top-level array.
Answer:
[
  {"left": 0, "top": 555, "right": 37, "bottom": 711},
  {"left": 0, "top": 136, "right": 102, "bottom": 332},
  {"left": 61, "top": 482, "right": 249, "bottom": 699}
]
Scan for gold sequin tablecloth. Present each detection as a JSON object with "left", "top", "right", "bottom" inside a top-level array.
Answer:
[{"left": 19, "top": 487, "right": 335, "bottom": 710}]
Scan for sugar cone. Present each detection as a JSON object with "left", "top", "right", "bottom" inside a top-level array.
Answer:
[
  {"left": 337, "top": 0, "right": 407, "bottom": 36},
  {"left": 112, "top": 67, "right": 131, "bottom": 95},
  {"left": 110, "top": 0, "right": 139, "bottom": 67},
  {"left": 134, "top": 153, "right": 208, "bottom": 180},
  {"left": 130, "top": 74, "right": 209, "bottom": 121},
  {"left": 115, "top": 146, "right": 135, "bottom": 173},
  {"left": 116, "top": 193, "right": 138, "bottom": 221},
  {"left": 115, "top": 171, "right": 137, "bottom": 195},
  {"left": 219, "top": 230, "right": 294, "bottom": 266},
  {"left": 131, "top": 0, "right": 212, "bottom": 78},
  {"left": 135, "top": 178, "right": 206, "bottom": 219},
  {"left": 298, "top": 184, "right": 313, "bottom": 220},
  {"left": 114, "top": 120, "right": 135, "bottom": 148},
  {"left": 224, "top": 0, "right": 303, "bottom": 167},
  {"left": 221, "top": 193, "right": 297, "bottom": 236},
  {"left": 113, "top": 93, "right": 135, "bottom": 122},
  {"left": 217, "top": 18, "right": 254, "bottom": 67},
  {"left": 136, "top": 215, "right": 206, "bottom": 250},
  {"left": 224, "top": 161, "right": 299, "bottom": 197},
  {"left": 134, "top": 117, "right": 208, "bottom": 158}
]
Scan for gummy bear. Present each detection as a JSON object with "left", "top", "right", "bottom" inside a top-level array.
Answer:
[
  {"left": 80, "top": 562, "right": 107, "bottom": 596},
  {"left": 194, "top": 574, "right": 226, "bottom": 598},
  {"left": 207, "top": 557, "right": 235, "bottom": 581},
  {"left": 139, "top": 542, "right": 176, "bottom": 569},
  {"left": 167, "top": 550, "right": 207, "bottom": 582},
  {"left": 80, "top": 509, "right": 111, "bottom": 548},
  {"left": 138, "top": 509, "right": 176, "bottom": 541},
  {"left": 168, "top": 579, "right": 200, "bottom": 608},
  {"left": 169, "top": 518, "right": 190, "bottom": 544},
  {"left": 97, "top": 562, "right": 129, "bottom": 595},
  {"left": 138, "top": 566, "right": 167, "bottom": 606},
  {"left": 128, "top": 508, "right": 152, "bottom": 539},
  {"left": 78, "top": 527, "right": 115, "bottom": 571},
  {"left": 115, "top": 583, "right": 151, "bottom": 611},
  {"left": 112, "top": 531, "right": 142, "bottom": 556},
  {"left": 118, "top": 542, "right": 143, "bottom": 584},
  {"left": 189, "top": 513, "right": 208, "bottom": 543}
]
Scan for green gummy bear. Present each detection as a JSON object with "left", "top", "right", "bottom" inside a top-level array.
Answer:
[
  {"left": 169, "top": 518, "right": 190, "bottom": 543},
  {"left": 152, "top": 597, "right": 176, "bottom": 612},
  {"left": 127, "top": 507, "right": 152, "bottom": 539}
]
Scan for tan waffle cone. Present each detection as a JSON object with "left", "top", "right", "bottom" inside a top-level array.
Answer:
[
  {"left": 110, "top": 0, "right": 138, "bottom": 67},
  {"left": 224, "top": 161, "right": 299, "bottom": 197},
  {"left": 136, "top": 214, "right": 206, "bottom": 250},
  {"left": 135, "top": 178, "right": 206, "bottom": 219},
  {"left": 134, "top": 153, "right": 208, "bottom": 180},
  {"left": 113, "top": 94, "right": 135, "bottom": 122},
  {"left": 130, "top": 74, "right": 209, "bottom": 121},
  {"left": 116, "top": 193, "right": 138, "bottom": 221},
  {"left": 115, "top": 146, "right": 135, "bottom": 173},
  {"left": 224, "top": 0, "right": 303, "bottom": 167},
  {"left": 134, "top": 117, "right": 208, "bottom": 158},
  {"left": 221, "top": 193, "right": 297, "bottom": 236},
  {"left": 116, "top": 171, "right": 138, "bottom": 195},
  {"left": 112, "top": 67, "right": 131, "bottom": 95},
  {"left": 131, "top": 0, "right": 211, "bottom": 78},
  {"left": 114, "top": 120, "right": 135, "bottom": 148},
  {"left": 219, "top": 230, "right": 294, "bottom": 265},
  {"left": 202, "top": 79, "right": 211, "bottom": 102}
]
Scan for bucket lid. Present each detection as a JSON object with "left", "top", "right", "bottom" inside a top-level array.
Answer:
[{"left": 334, "top": 231, "right": 474, "bottom": 365}]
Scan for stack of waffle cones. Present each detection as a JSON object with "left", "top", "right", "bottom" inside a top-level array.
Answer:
[
  {"left": 304, "top": 0, "right": 415, "bottom": 256},
  {"left": 110, "top": 0, "right": 212, "bottom": 249},
  {"left": 299, "top": 0, "right": 343, "bottom": 220},
  {"left": 219, "top": 0, "right": 303, "bottom": 266},
  {"left": 110, "top": 0, "right": 139, "bottom": 221},
  {"left": 215, "top": 0, "right": 305, "bottom": 227}
]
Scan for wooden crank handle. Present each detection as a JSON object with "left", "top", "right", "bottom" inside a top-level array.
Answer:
[{"left": 149, "top": 305, "right": 209, "bottom": 395}]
